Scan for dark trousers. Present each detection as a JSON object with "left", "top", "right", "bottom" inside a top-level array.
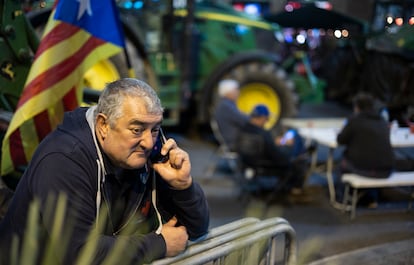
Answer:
[{"left": 335, "top": 158, "right": 392, "bottom": 202}]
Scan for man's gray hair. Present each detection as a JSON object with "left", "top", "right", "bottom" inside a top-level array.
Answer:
[
  {"left": 218, "top": 79, "right": 239, "bottom": 97},
  {"left": 94, "top": 78, "right": 164, "bottom": 126}
]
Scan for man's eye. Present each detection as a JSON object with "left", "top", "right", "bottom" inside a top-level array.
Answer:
[
  {"left": 131, "top": 128, "right": 144, "bottom": 135},
  {"left": 151, "top": 128, "right": 161, "bottom": 136}
]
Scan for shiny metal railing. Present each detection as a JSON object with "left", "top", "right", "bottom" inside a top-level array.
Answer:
[{"left": 149, "top": 217, "right": 297, "bottom": 265}]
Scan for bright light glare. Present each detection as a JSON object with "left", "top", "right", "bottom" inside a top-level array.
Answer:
[
  {"left": 133, "top": 1, "right": 143, "bottom": 9},
  {"left": 285, "top": 34, "right": 294, "bottom": 43},
  {"left": 296, "top": 34, "right": 306, "bottom": 44},
  {"left": 334, "top": 30, "right": 342, "bottom": 38},
  {"left": 245, "top": 4, "right": 260, "bottom": 16},
  {"left": 315, "top": 1, "right": 332, "bottom": 10},
  {"left": 395, "top": 17, "right": 403, "bottom": 26},
  {"left": 285, "top": 4, "right": 294, "bottom": 12},
  {"left": 285, "top": 1, "right": 301, "bottom": 12},
  {"left": 123, "top": 1, "right": 133, "bottom": 8},
  {"left": 233, "top": 4, "right": 244, "bottom": 11}
]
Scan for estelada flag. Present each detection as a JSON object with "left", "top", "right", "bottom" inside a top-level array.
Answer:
[{"left": 1, "top": 0, "right": 125, "bottom": 176}]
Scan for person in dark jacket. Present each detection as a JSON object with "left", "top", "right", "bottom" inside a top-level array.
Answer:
[
  {"left": 214, "top": 79, "right": 250, "bottom": 151},
  {"left": 237, "top": 104, "right": 307, "bottom": 194},
  {"left": 0, "top": 78, "right": 209, "bottom": 265},
  {"left": 336, "top": 92, "right": 394, "bottom": 207}
]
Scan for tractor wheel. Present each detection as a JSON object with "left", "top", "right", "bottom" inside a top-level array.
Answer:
[
  {"left": 79, "top": 36, "right": 156, "bottom": 104},
  {"left": 208, "top": 62, "right": 297, "bottom": 130}
]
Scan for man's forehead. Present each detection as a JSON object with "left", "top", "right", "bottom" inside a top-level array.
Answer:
[{"left": 119, "top": 97, "right": 163, "bottom": 125}]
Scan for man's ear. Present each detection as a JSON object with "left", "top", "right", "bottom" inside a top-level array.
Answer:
[{"left": 96, "top": 114, "right": 109, "bottom": 140}]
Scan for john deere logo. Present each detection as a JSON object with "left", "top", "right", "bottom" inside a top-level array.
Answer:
[{"left": 1, "top": 61, "right": 15, "bottom": 81}]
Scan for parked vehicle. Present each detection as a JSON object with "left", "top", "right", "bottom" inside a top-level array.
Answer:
[
  {"left": 10, "top": 0, "right": 414, "bottom": 180},
  {"left": 25, "top": 0, "right": 315, "bottom": 131},
  {"left": 316, "top": 0, "right": 414, "bottom": 123}
]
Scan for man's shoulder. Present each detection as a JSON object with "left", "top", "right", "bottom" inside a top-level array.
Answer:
[
  {"left": 239, "top": 123, "right": 268, "bottom": 140},
  {"left": 34, "top": 121, "right": 94, "bottom": 165}
]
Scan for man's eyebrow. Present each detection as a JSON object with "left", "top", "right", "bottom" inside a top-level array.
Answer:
[
  {"left": 129, "top": 120, "right": 145, "bottom": 126},
  {"left": 129, "top": 120, "right": 163, "bottom": 127}
]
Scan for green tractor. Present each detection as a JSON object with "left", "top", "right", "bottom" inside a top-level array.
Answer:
[
  {"left": 1, "top": 0, "right": 329, "bottom": 186},
  {"left": 317, "top": 0, "right": 414, "bottom": 123},
  {"left": 25, "top": 0, "right": 309, "bottom": 131},
  {"left": 0, "top": 0, "right": 39, "bottom": 113},
  {"left": 0, "top": 0, "right": 39, "bottom": 156}
]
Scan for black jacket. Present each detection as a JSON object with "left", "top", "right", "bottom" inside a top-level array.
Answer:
[
  {"left": 237, "top": 122, "right": 291, "bottom": 169},
  {"left": 337, "top": 111, "right": 394, "bottom": 173},
  {"left": 214, "top": 98, "right": 249, "bottom": 151},
  {"left": 0, "top": 107, "right": 209, "bottom": 265}
]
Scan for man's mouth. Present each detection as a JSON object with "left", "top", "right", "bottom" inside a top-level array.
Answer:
[{"left": 140, "top": 149, "right": 152, "bottom": 158}]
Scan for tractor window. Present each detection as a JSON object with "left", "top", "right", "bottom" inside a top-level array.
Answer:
[{"left": 118, "top": 0, "right": 169, "bottom": 51}]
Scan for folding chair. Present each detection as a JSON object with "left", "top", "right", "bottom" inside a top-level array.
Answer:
[
  {"left": 205, "top": 119, "right": 241, "bottom": 178},
  {"left": 236, "top": 131, "right": 293, "bottom": 201}
]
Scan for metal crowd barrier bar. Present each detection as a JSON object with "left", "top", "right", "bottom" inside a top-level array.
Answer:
[{"left": 149, "top": 217, "right": 297, "bottom": 265}]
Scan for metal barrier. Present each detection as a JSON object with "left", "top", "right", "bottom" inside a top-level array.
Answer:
[{"left": 149, "top": 217, "right": 297, "bottom": 265}]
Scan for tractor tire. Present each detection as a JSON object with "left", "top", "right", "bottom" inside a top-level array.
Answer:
[{"left": 204, "top": 60, "right": 298, "bottom": 130}]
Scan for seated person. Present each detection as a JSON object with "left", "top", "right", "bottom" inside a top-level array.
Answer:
[
  {"left": 336, "top": 92, "right": 395, "bottom": 207},
  {"left": 214, "top": 79, "right": 250, "bottom": 151},
  {"left": 236, "top": 104, "right": 307, "bottom": 193},
  {"left": 275, "top": 124, "right": 307, "bottom": 159}
]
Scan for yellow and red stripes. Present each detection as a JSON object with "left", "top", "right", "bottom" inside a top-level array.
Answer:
[{"left": 1, "top": 9, "right": 122, "bottom": 175}]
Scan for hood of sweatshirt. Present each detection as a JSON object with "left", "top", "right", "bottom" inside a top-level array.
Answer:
[{"left": 42, "top": 106, "right": 163, "bottom": 233}]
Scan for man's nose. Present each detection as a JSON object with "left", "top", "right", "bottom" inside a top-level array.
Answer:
[{"left": 141, "top": 130, "right": 156, "bottom": 149}]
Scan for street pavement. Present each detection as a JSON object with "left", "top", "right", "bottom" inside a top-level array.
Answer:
[{"left": 172, "top": 101, "right": 414, "bottom": 265}]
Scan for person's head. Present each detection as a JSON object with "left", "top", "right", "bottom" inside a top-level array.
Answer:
[
  {"left": 94, "top": 78, "right": 164, "bottom": 169},
  {"left": 353, "top": 92, "right": 374, "bottom": 113},
  {"left": 218, "top": 79, "right": 240, "bottom": 101},
  {"left": 249, "top": 104, "right": 270, "bottom": 128}
]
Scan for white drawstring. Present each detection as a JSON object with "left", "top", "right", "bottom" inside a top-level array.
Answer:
[
  {"left": 86, "top": 106, "right": 107, "bottom": 226},
  {"left": 96, "top": 160, "right": 102, "bottom": 223},
  {"left": 151, "top": 170, "right": 163, "bottom": 234}
]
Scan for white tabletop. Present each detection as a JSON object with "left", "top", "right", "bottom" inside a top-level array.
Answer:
[
  {"left": 390, "top": 127, "right": 414, "bottom": 147},
  {"left": 297, "top": 127, "right": 414, "bottom": 148},
  {"left": 298, "top": 127, "right": 339, "bottom": 148},
  {"left": 282, "top": 118, "right": 346, "bottom": 129}
]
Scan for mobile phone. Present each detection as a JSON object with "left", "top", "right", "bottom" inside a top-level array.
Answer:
[
  {"left": 149, "top": 127, "right": 169, "bottom": 163},
  {"left": 280, "top": 129, "right": 295, "bottom": 145}
]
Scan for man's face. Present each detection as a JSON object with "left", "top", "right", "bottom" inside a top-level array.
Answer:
[
  {"left": 256, "top": 116, "right": 269, "bottom": 128},
  {"left": 97, "top": 96, "right": 163, "bottom": 169},
  {"left": 229, "top": 88, "right": 240, "bottom": 101}
]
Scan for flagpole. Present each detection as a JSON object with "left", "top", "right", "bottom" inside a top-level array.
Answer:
[{"left": 123, "top": 47, "right": 136, "bottom": 78}]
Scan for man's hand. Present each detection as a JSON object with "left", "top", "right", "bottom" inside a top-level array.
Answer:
[
  {"left": 275, "top": 136, "right": 294, "bottom": 146},
  {"left": 161, "top": 217, "right": 188, "bottom": 257},
  {"left": 152, "top": 138, "right": 192, "bottom": 190}
]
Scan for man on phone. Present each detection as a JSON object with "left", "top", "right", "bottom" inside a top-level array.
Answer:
[{"left": 0, "top": 78, "right": 210, "bottom": 265}]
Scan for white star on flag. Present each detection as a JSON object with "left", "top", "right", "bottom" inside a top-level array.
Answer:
[{"left": 77, "top": 0, "right": 92, "bottom": 20}]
